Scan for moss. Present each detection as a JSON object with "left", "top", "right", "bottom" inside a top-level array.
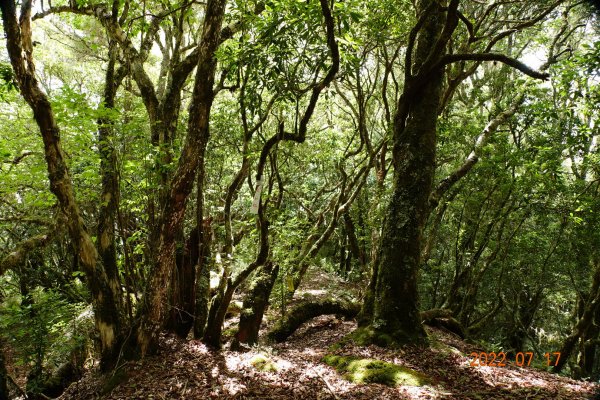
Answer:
[
  {"left": 222, "top": 327, "right": 238, "bottom": 338},
  {"left": 348, "top": 326, "right": 429, "bottom": 348},
  {"left": 225, "top": 301, "right": 244, "bottom": 318},
  {"left": 249, "top": 354, "right": 278, "bottom": 372},
  {"left": 328, "top": 327, "right": 393, "bottom": 351},
  {"left": 323, "top": 354, "right": 429, "bottom": 387}
]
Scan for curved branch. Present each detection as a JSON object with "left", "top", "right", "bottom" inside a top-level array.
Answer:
[
  {"left": 0, "top": 232, "right": 54, "bottom": 276},
  {"left": 429, "top": 92, "right": 525, "bottom": 210},
  {"left": 457, "top": 10, "right": 475, "bottom": 42},
  {"left": 254, "top": 0, "right": 340, "bottom": 181},
  {"left": 437, "top": 53, "right": 549, "bottom": 80},
  {"left": 296, "top": 0, "right": 340, "bottom": 141}
]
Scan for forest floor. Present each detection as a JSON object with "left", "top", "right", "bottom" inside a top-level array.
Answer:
[{"left": 56, "top": 269, "right": 598, "bottom": 399}]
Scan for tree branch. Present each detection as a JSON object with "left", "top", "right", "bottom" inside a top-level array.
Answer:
[
  {"left": 437, "top": 53, "right": 549, "bottom": 80},
  {"left": 0, "top": 231, "right": 54, "bottom": 276},
  {"left": 429, "top": 92, "right": 526, "bottom": 210}
]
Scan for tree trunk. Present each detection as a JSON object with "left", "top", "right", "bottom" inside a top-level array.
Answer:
[
  {"left": 338, "top": 229, "right": 349, "bottom": 276},
  {"left": 504, "top": 287, "right": 542, "bottom": 354},
  {"left": 193, "top": 147, "right": 213, "bottom": 339},
  {"left": 136, "top": 0, "right": 227, "bottom": 356},
  {"left": 193, "top": 220, "right": 213, "bottom": 339},
  {"left": 0, "top": 0, "right": 122, "bottom": 370},
  {"left": 231, "top": 262, "right": 279, "bottom": 349},
  {"left": 344, "top": 213, "right": 366, "bottom": 272},
  {"left": 193, "top": 258, "right": 212, "bottom": 340},
  {"left": 578, "top": 302, "right": 600, "bottom": 378},
  {"left": 554, "top": 259, "right": 600, "bottom": 373},
  {"left": 97, "top": 39, "right": 123, "bottom": 312},
  {"left": 167, "top": 226, "right": 200, "bottom": 338},
  {"left": 268, "top": 299, "right": 361, "bottom": 343},
  {"left": 203, "top": 283, "right": 230, "bottom": 348},
  {"left": 359, "top": 0, "right": 452, "bottom": 346}
]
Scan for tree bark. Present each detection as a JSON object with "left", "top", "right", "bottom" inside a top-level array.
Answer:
[
  {"left": 231, "top": 262, "right": 279, "bottom": 349},
  {"left": 577, "top": 301, "right": 600, "bottom": 378},
  {"left": 344, "top": 214, "right": 365, "bottom": 272},
  {"left": 359, "top": 0, "right": 455, "bottom": 346},
  {"left": 0, "top": 0, "right": 122, "bottom": 370},
  {"left": 193, "top": 218, "right": 213, "bottom": 339},
  {"left": 554, "top": 258, "right": 600, "bottom": 373},
  {"left": 97, "top": 38, "right": 124, "bottom": 312},
  {"left": 167, "top": 226, "right": 200, "bottom": 338},
  {"left": 136, "top": 0, "right": 227, "bottom": 356}
]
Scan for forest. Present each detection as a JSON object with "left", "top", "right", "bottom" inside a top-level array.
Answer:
[{"left": 0, "top": 0, "right": 599, "bottom": 398}]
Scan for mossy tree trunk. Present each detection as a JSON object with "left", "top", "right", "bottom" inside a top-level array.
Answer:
[
  {"left": 0, "top": 0, "right": 123, "bottom": 370},
  {"left": 193, "top": 149, "right": 213, "bottom": 339},
  {"left": 359, "top": 0, "right": 455, "bottom": 346},
  {"left": 193, "top": 218, "right": 213, "bottom": 339},
  {"left": 136, "top": 0, "right": 227, "bottom": 355},
  {"left": 232, "top": 262, "right": 279, "bottom": 349},
  {"left": 504, "top": 286, "right": 543, "bottom": 354},
  {"left": 357, "top": 0, "right": 552, "bottom": 347},
  {"left": 577, "top": 301, "right": 600, "bottom": 379},
  {"left": 344, "top": 214, "right": 366, "bottom": 273},
  {"left": 166, "top": 226, "right": 200, "bottom": 338},
  {"left": 554, "top": 258, "right": 600, "bottom": 373},
  {"left": 97, "top": 38, "right": 125, "bottom": 315},
  {"left": 268, "top": 299, "right": 361, "bottom": 343}
]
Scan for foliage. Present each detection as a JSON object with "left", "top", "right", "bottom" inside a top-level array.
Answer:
[
  {"left": 0, "top": 0, "right": 599, "bottom": 389},
  {"left": 0, "top": 285, "right": 90, "bottom": 388}
]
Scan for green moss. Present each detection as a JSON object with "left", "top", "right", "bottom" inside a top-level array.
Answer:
[
  {"left": 323, "top": 354, "right": 429, "bottom": 387},
  {"left": 222, "top": 327, "right": 238, "bottom": 338},
  {"left": 343, "top": 326, "right": 429, "bottom": 348},
  {"left": 328, "top": 327, "right": 395, "bottom": 351},
  {"left": 225, "top": 301, "right": 244, "bottom": 318},
  {"left": 249, "top": 354, "right": 278, "bottom": 372}
]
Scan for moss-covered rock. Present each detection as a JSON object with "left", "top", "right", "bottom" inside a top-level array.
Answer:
[
  {"left": 323, "top": 354, "right": 429, "bottom": 387},
  {"left": 249, "top": 354, "right": 278, "bottom": 372}
]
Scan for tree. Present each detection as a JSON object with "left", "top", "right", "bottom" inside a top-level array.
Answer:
[
  {"left": 0, "top": 0, "right": 122, "bottom": 370},
  {"left": 359, "top": 0, "right": 555, "bottom": 345}
]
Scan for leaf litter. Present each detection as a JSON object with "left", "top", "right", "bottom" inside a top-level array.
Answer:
[{"left": 60, "top": 317, "right": 598, "bottom": 399}]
